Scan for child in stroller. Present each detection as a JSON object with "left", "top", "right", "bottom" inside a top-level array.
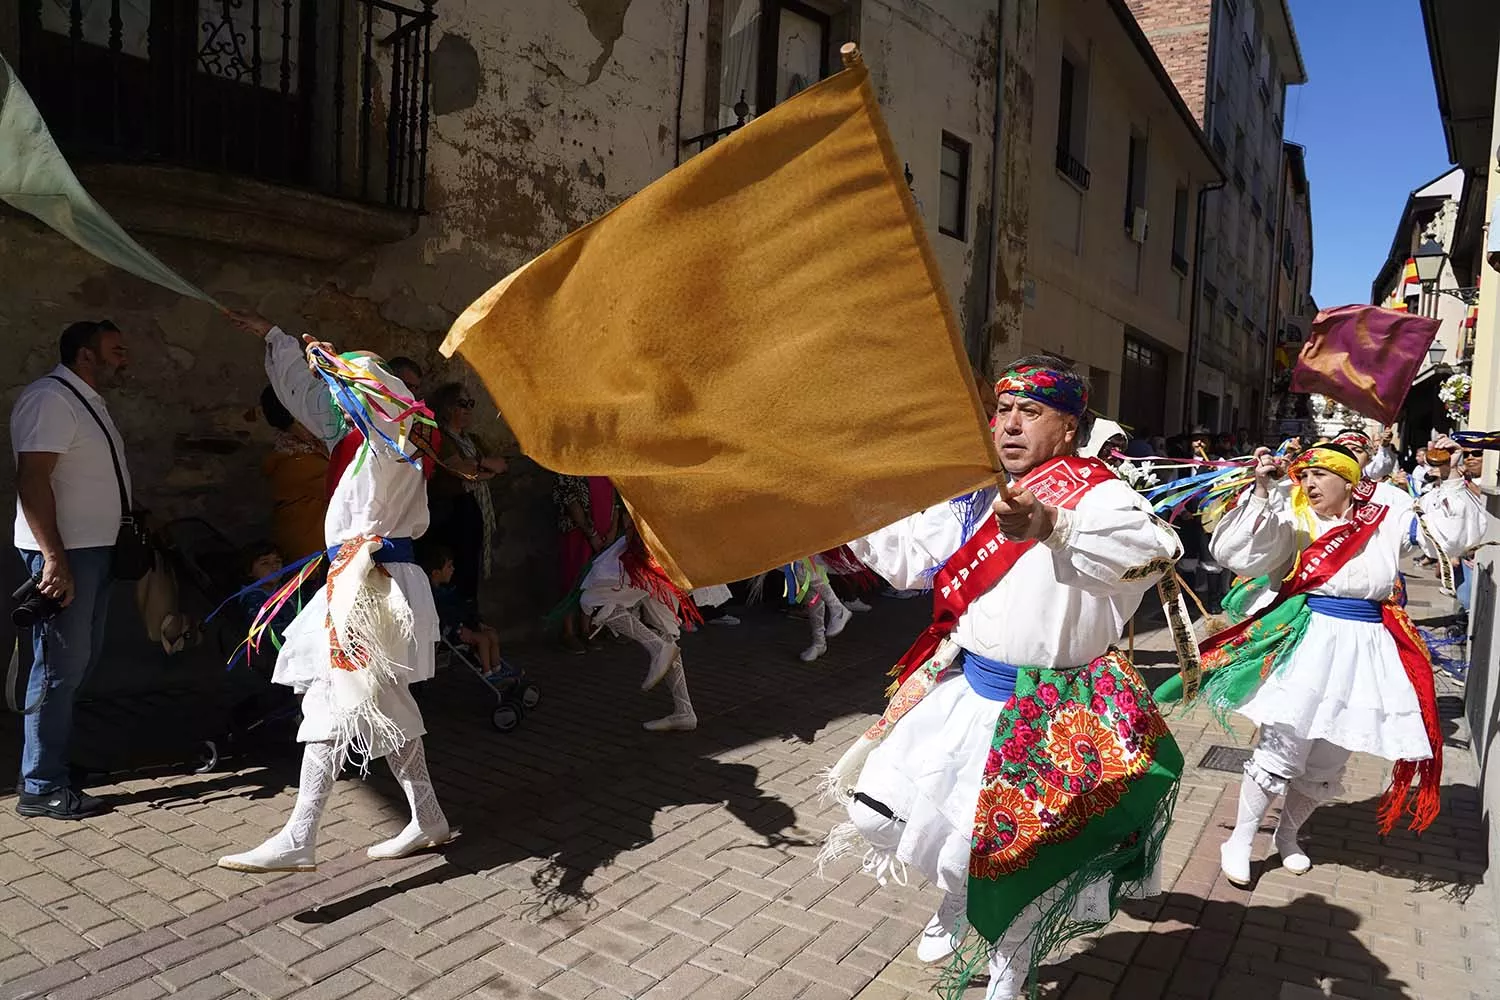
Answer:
[
  {"left": 417, "top": 541, "right": 539, "bottom": 730},
  {"left": 238, "top": 541, "right": 301, "bottom": 645}
]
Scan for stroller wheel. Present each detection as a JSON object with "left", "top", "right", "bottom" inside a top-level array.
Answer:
[
  {"left": 521, "top": 683, "right": 541, "bottom": 709},
  {"left": 195, "top": 740, "right": 219, "bottom": 774},
  {"left": 492, "top": 704, "right": 523, "bottom": 733}
]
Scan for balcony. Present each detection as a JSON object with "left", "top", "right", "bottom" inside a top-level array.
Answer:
[
  {"left": 1055, "top": 146, "right": 1091, "bottom": 190},
  {"left": 15, "top": 1, "right": 435, "bottom": 255}
]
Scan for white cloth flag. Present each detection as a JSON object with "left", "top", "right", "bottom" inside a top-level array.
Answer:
[{"left": 0, "top": 54, "right": 217, "bottom": 305}]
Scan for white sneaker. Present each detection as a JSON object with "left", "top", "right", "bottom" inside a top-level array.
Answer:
[
  {"left": 916, "top": 892, "right": 966, "bottom": 963},
  {"left": 844, "top": 598, "right": 872, "bottom": 613},
  {"left": 217, "top": 838, "right": 316, "bottom": 873},
  {"left": 644, "top": 710, "right": 697, "bottom": 732},
  {"left": 826, "top": 602, "right": 852, "bottom": 638},
  {"left": 708, "top": 615, "right": 740, "bottom": 626},
  {"left": 367, "top": 820, "right": 457, "bottom": 860},
  {"left": 799, "top": 641, "right": 827, "bottom": 663}
]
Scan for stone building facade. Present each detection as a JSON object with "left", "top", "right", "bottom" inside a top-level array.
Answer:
[{"left": 0, "top": 1, "right": 1004, "bottom": 637}]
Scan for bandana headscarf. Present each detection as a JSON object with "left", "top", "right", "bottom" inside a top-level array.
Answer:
[
  {"left": 1288, "top": 445, "right": 1362, "bottom": 535},
  {"left": 1330, "top": 431, "right": 1371, "bottom": 454},
  {"left": 994, "top": 364, "right": 1088, "bottom": 417}
]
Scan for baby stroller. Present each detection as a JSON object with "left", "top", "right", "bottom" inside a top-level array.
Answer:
[
  {"left": 157, "top": 517, "right": 303, "bottom": 770},
  {"left": 438, "top": 635, "right": 540, "bottom": 733}
]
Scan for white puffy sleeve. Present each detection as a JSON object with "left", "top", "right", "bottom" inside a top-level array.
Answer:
[
  {"left": 1209, "top": 493, "right": 1299, "bottom": 578},
  {"left": 264, "top": 327, "right": 341, "bottom": 447},
  {"left": 846, "top": 500, "right": 971, "bottom": 591},
  {"left": 1043, "top": 480, "right": 1182, "bottom": 596},
  {"left": 1414, "top": 479, "right": 1489, "bottom": 558}
]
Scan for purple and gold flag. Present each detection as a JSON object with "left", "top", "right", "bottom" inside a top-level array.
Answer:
[{"left": 1291, "top": 305, "right": 1440, "bottom": 425}]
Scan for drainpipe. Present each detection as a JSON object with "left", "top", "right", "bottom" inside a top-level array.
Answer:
[
  {"left": 1183, "top": 4, "right": 1224, "bottom": 431},
  {"left": 673, "top": 3, "right": 691, "bottom": 167},
  {"left": 981, "top": 0, "right": 1007, "bottom": 373}
]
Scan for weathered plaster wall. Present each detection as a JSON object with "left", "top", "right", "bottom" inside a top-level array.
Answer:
[
  {"left": 0, "top": 0, "right": 688, "bottom": 632},
  {"left": 861, "top": 0, "right": 999, "bottom": 364}
]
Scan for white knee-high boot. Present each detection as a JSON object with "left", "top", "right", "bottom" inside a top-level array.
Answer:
[
  {"left": 801, "top": 596, "right": 828, "bottom": 662},
  {"left": 644, "top": 659, "right": 696, "bottom": 732},
  {"left": 368, "top": 737, "right": 455, "bottom": 859},
  {"left": 1220, "top": 771, "right": 1277, "bottom": 886},
  {"left": 218, "top": 741, "right": 338, "bottom": 872},
  {"left": 815, "top": 578, "right": 852, "bottom": 638},
  {"left": 1273, "top": 787, "right": 1318, "bottom": 875},
  {"left": 599, "top": 608, "right": 679, "bottom": 690}
]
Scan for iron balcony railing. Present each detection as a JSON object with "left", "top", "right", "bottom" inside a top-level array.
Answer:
[
  {"left": 1055, "top": 146, "right": 1091, "bottom": 190},
  {"left": 17, "top": 0, "right": 436, "bottom": 212}
]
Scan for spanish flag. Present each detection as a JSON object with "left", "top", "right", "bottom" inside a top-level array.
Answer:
[{"left": 442, "top": 48, "right": 998, "bottom": 587}]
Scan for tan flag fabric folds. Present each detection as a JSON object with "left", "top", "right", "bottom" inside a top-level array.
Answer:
[{"left": 442, "top": 51, "right": 998, "bottom": 588}]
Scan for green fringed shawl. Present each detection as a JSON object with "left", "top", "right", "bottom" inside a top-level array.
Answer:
[{"left": 1154, "top": 577, "right": 1311, "bottom": 730}]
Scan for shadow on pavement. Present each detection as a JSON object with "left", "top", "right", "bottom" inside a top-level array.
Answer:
[{"left": 1037, "top": 891, "right": 1414, "bottom": 1000}]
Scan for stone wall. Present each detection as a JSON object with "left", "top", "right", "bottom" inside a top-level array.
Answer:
[
  {"left": 0, "top": 0, "right": 1001, "bottom": 638},
  {"left": 0, "top": 0, "right": 688, "bottom": 632}
]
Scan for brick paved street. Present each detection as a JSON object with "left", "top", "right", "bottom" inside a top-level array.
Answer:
[{"left": 1, "top": 570, "right": 1496, "bottom": 1000}]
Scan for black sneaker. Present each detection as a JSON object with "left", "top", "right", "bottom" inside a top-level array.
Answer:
[{"left": 16, "top": 788, "right": 109, "bottom": 820}]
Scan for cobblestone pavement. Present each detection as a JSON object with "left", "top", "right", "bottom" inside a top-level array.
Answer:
[{"left": 0, "top": 571, "right": 1495, "bottom": 1000}]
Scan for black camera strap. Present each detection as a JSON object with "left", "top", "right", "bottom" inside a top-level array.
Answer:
[{"left": 47, "top": 376, "right": 132, "bottom": 512}]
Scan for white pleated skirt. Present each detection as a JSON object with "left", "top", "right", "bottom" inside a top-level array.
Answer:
[{"left": 1237, "top": 612, "right": 1431, "bottom": 762}]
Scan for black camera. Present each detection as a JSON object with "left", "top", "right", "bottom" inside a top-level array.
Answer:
[{"left": 12, "top": 575, "right": 62, "bottom": 628}]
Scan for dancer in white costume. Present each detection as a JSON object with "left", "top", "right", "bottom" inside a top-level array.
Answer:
[
  {"left": 1165, "top": 441, "right": 1487, "bottom": 886},
  {"left": 822, "top": 358, "right": 1184, "bottom": 999},
  {"left": 216, "top": 313, "right": 451, "bottom": 872},
  {"left": 580, "top": 529, "right": 699, "bottom": 732}
]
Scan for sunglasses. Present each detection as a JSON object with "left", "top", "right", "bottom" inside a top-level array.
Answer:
[{"left": 456, "top": 398, "right": 476, "bottom": 410}]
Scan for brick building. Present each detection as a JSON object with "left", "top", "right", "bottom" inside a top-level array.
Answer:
[{"left": 1127, "top": 0, "right": 1307, "bottom": 434}]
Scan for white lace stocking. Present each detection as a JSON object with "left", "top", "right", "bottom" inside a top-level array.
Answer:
[
  {"left": 386, "top": 737, "right": 448, "bottom": 833},
  {"left": 273, "top": 741, "right": 338, "bottom": 853}
]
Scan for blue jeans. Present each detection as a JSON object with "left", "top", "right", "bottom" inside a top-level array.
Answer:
[{"left": 19, "top": 547, "right": 113, "bottom": 795}]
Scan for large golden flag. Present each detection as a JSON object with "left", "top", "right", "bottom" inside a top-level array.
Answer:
[{"left": 441, "top": 47, "right": 998, "bottom": 587}]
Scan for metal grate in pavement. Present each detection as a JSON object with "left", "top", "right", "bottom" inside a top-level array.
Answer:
[{"left": 1198, "top": 744, "right": 1253, "bottom": 773}]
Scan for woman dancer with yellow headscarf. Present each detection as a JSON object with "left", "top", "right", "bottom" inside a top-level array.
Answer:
[{"left": 1157, "top": 443, "right": 1486, "bottom": 886}]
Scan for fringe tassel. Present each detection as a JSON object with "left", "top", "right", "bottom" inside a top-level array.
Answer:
[{"left": 816, "top": 821, "right": 865, "bottom": 879}]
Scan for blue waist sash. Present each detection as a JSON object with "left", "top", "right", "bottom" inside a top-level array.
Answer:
[
  {"left": 959, "top": 648, "right": 1018, "bottom": 703},
  {"left": 329, "top": 536, "right": 416, "bottom": 565},
  {"left": 1306, "top": 595, "right": 1383, "bottom": 623}
]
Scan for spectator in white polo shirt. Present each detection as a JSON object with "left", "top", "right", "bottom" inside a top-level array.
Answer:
[{"left": 10, "top": 321, "right": 130, "bottom": 820}]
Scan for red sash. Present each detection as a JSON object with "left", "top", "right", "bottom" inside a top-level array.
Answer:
[
  {"left": 891, "top": 456, "right": 1113, "bottom": 686},
  {"left": 1200, "top": 483, "right": 1387, "bottom": 655}
]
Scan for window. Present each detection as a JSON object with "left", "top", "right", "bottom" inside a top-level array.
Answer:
[
  {"left": 939, "top": 133, "right": 970, "bottom": 240},
  {"left": 1055, "top": 52, "right": 1091, "bottom": 188},
  {"left": 1124, "top": 132, "right": 1148, "bottom": 234},
  {"left": 1171, "top": 186, "right": 1190, "bottom": 274},
  {"left": 718, "top": 0, "right": 830, "bottom": 128}
]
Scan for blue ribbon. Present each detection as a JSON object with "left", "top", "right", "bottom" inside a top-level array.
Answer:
[
  {"left": 1305, "top": 595, "right": 1383, "bottom": 623},
  {"left": 206, "top": 537, "right": 417, "bottom": 627},
  {"left": 959, "top": 648, "right": 1019, "bottom": 703},
  {"left": 310, "top": 358, "right": 422, "bottom": 470}
]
